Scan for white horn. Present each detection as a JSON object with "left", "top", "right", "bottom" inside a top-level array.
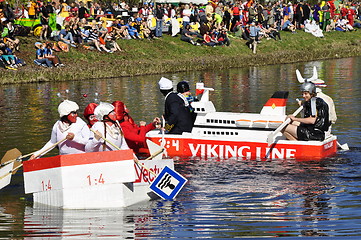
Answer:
[
  {"left": 296, "top": 69, "right": 305, "bottom": 83},
  {"left": 308, "top": 66, "right": 318, "bottom": 81}
]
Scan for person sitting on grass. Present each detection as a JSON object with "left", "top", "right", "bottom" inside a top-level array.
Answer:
[
  {"left": 85, "top": 28, "right": 112, "bottom": 53},
  {"left": 44, "top": 42, "right": 65, "bottom": 67},
  {"left": 105, "top": 33, "right": 123, "bottom": 52},
  {"left": 57, "top": 25, "right": 77, "bottom": 47},
  {"left": 281, "top": 19, "right": 297, "bottom": 33},
  {"left": 1, "top": 20, "right": 20, "bottom": 52},
  {"left": 203, "top": 31, "right": 217, "bottom": 46},
  {"left": 180, "top": 24, "right": 202, "bottom": 46},
  {"left": 34, "top": 42, "right": 53, "bottom": 68},
  {"left": 139, "top": 20, "right": 154, "bottom": 39},
  {"left": 0, "top": 42, "right": 22, "bottom": 69}
]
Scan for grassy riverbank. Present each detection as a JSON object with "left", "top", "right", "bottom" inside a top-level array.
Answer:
[{"left": 2, "top": 30, "right": 361, "bottom": 85}]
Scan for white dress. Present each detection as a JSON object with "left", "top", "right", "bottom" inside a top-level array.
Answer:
[
  {"left": 34, "top": 117, "right": 90, "bottom": 157},
  {"left": 85, "top": 121, "right": 129, "bottom": 152}
]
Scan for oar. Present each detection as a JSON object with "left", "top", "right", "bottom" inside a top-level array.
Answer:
[
  {"left": 1, "top": 150, "right": 36, "bottom": 168},
  {"left": 337, "top": 141, "right": 349, "bottom": 151},
  {"left": 267, "top": 105, "right": 304, "bottom": 146},
  {"left": 90, "top": 129, "right": 162, "bottom": 176},
  {"left": 0, "top": 162, "right": 14, "bottom": 190},
  {"left": 1, "top": 148, "right": 23, "bottom": 174},
  {"left": 161, "top": 115, "right": 168, "bottom": 157},
  {"left": 0, "top": 137, "right": 67, "bottom": 189}
]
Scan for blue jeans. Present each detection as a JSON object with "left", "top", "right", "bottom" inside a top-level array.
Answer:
[
  {"left": 34, "top": 58, "right": 53, "bottom": 67},
  {"left": 156, "top": 19, "right": 163, "bottom": 37},
  {"left": 61, "top": 32, "right": 75, "bottom": 45}
]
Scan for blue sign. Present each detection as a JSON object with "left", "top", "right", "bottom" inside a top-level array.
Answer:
[{"left": 150, "top": 166, "right": 187, "bottom": 200}]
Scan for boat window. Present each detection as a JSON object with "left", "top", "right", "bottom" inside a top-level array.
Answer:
[
  {"left": 221, "top": 132, "right": 224, "bottom": 135},
  {"left": 201, "top": 108, "right": 205, "bottom": 111},
  {"left": 207, "top": 131, "right": 211, "bottom": 134},
  {"left": 211, "top": 119, "right": 214, "bottom": 123},
  {"left": 235, "top": 132, "right": 238, "bottom": 135},
  {"left": 231, "top": 121, "right": 235, "bottom": 124},
  {"left": 226, "top": 132, "right": 229, "bottom": 135},
  {"left": 207, "top": 119, "right": 210, "bottom": 123},
  {"left": 212, "top": 131, "right": 215, "bottom": 135},
  {"left": 227, "top": 120, "right": 230, "bottom": 124},
  {"left": 215, "top": 120, "right": 218, "bottom": 123}
]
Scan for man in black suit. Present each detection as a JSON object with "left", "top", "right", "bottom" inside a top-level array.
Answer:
[{"left": 158, "top": 78, "right": 195, "bottom": 134}]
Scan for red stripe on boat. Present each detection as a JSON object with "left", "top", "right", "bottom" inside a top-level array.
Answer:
[
  {"left": 263, "top": 98, "right": 287, "bottom": 107},
  {"left": 23, "top": 150, "right": 134, "bottom": 172}
]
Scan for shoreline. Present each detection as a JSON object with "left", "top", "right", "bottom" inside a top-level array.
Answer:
[{"left": 1, "top": 30, "right": 361, "bottom": 85}]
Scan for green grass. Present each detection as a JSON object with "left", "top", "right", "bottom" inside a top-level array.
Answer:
[{"left": 1, "top": 29, "right": 361, "bottom": 84}]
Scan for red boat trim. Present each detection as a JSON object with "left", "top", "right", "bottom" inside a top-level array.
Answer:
[
  {"left": 263, "top": 98, "right": 288, "bottom": 107},
  {"left": 23, "top": 150, "right": 134, "bottom": 172}
]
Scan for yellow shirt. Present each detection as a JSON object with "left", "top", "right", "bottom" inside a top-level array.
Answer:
[{"left": 28, "top": 2, "right": 36, "bottom": 16}]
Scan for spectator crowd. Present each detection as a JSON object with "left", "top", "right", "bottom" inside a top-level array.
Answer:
[{"left": 1, "top": 0, "right": 361, "bottom": 69}]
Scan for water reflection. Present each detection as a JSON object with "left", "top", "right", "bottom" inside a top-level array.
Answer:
[
  {"left": 0, "top": 57, "right": 361, "bottom": 238},
  {"left": 23, "top": 208, "right": 135, "bottom": 239}
]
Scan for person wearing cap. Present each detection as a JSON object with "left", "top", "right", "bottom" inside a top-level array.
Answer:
[
  {"left": 283, "top": 82, "right": 330, "bottom": 141},
  {"left": 83, "top": 103, "right": 98, "bottom": 128},
  {"left": 85, "top": 102, "right": 129, "bottom": 152},
  {"left": 158, "top": 78, "right": 195, "bottom": 134},
  {"left": 112, "top": 101, "right": 160, "bottom": 154},
  {"left": 30, "top": 100, "right": 90, "bottom": 159}
]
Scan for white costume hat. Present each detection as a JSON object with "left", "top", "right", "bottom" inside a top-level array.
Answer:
[
  {"left": 94, "top": 102, "right": 114, "bottom": 121},
  {"left": 58, "top": 100, "right": 79, "bottom": 118},
  {"left": 158, "top": 77, "right": 173, "bottom": 90}
]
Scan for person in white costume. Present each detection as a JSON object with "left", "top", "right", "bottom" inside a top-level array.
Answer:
[
  {"left": 86, "top": 102, "right": 129, "bottom": 152},
  {"left": 30, "top": 100, "right": 90, "bottom": 159}
]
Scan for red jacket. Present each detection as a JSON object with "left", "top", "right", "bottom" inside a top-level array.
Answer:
[{"left": 120, "top": 121, "right": 155, "bottom": 154}]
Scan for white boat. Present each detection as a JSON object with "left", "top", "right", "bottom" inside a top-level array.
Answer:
[
  {"left": 146, "top": 82, "right": 337, "bottom": 160},
  {"left": 23, "top": 149, "right": 174, "bottom": 209}
]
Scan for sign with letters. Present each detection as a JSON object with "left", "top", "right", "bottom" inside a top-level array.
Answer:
[{"left": 150, "top": 166, "right": 187, "bottom": 200}]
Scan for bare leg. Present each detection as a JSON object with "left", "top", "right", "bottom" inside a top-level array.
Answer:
[{"left": 283, "top": 124, "right": 298, "bottom": 140}]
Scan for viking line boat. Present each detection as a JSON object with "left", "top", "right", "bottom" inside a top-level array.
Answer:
[
  {"left": 146, "top": 82, "right": 337, "bottom": 160},
  {"left": 22, "top": 149, "right": 173, "bottom": 209}
]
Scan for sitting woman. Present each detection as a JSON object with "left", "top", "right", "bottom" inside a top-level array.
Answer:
[
  {"left": 112, "top": 101, "right": 160, "bottom": 155},
  {"left": 0, "top": 42, "right": 24, "bottom": 69},
  {"left": 203, "top": 31, "right": 217, "bottom": 46},
  {"left": 112, "top": 19, "right": 131, "bottom": 39},
  {"left": 34, "top": 43, "right": 53, "bottom": 67},
  {"left": 0, "top": 42, "right": 16, "bottom": 68},
  {"left": 44, "top": 42, "right": 64, "bottom": 67},
  {"left": 139, "top": 20, "right": 154, "bottom": 39},
  {"left": 83, "top": 102, "right": 98, "bottom": 127},
  {"left": 1, "top": 21, "right": 20, "bottom": 52},
  {"left": 30, "top": 100, "right": 90, "bottom": 159},
  {"left": 86, "top": 102, "right": 129, "bottom": 152},
  {"left": 104, "top": 33, "right": 123, "bottom": 52}
]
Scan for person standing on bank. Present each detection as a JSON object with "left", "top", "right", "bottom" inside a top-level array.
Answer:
[
  {"left": 283, "top": 82, "right": 330, "bottom": 141},
  {"left": 30, "top": 100, "right": 90, "bottom": 159},
  {"left": 158, "top": 78, "right": 195, "bottom": 134},
  {"left": 86, "top": 102, "right": 129, "bottom": 152}
]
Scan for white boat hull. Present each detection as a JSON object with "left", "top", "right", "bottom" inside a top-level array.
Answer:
[{"left": 23, "top": 150, "right": 173, "bottom": 209}]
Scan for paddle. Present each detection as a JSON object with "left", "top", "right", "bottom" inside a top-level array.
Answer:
[
  {"left": 90, "top": 129, "right": 163, "bottom": 176},
  {"left": 0, "top": 137, "right": 67, "bottom": 190},
  {"left": 337, "top": 141, "right": 349, "bottom": 151},
  {"left": 161, "top": 115, "right": 168, "bottom": 157},
  {"left": 1, "top": 148, "right": 23, "bottom": 174},
  {"left": 267, "top": 105, "right": 304, "bottom": 146}
]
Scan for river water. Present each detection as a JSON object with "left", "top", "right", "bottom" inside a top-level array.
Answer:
[{"left": 0, "top": 57, "right": 361, "bottom": 239}]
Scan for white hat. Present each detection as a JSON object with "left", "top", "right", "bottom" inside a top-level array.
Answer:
[
  {"left": 158, "top": 77, "right": 173, "bottom": 90},
  {"left": 94, "top": 102, "right": 115, "bottom": 121},
  {"left": 58, "top": 100, "right": 79, "bottom": 118}
]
